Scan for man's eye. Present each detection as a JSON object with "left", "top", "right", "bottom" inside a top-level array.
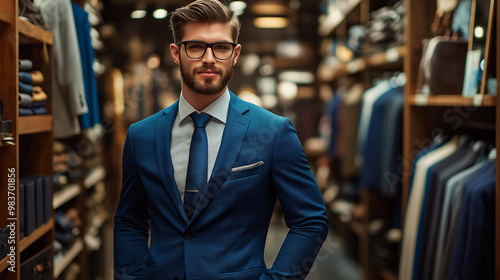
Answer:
[
  {"left": 188, "top": 44, "right": 205, "bottom": 50},
  {"left": 214, "top": 44, "right": 230, "bottom": 50}
]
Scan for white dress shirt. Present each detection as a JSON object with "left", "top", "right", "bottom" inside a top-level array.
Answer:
[{"left": 171, "top": 90, "right": 230, "bottom": 201}]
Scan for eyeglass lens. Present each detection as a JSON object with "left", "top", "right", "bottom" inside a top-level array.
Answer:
[{"left": 185, "top": 42, "right": 234, "bottom": 60}]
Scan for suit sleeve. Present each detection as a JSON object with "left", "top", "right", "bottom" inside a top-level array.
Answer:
[
  {"left": 261, "top": 118, "right": 329, "bottom": 280},
  {"left": 114, "top": 126, "right": 150, "bottom": 279}
]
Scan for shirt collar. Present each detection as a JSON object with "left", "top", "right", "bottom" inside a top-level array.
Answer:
[{"left": 178, "top": 89, "right": 230, "bottom": 124}]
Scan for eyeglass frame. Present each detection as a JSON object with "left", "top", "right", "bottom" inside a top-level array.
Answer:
[{"left": 176, "top": 40, "right": 238, "bottom": 60}]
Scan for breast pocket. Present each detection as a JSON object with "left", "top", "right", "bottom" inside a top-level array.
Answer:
[{"left": 228, "top": 161, "right": 264, "bottom": 181}]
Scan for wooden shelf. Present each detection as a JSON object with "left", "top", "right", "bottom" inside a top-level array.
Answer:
[
  {"left": 410, "top": 94, "right": 497, "bottom": 107},
  {"left": 318, "top": 0, "right": 362, "bottom": 36},
  {"left": 318, "top": 46, "right": 406, "bottom": 82},
  {"left": 0, "top": 10, "right": 13, "bottom": 25},
  {"left": 0, "top": 255, "right": 8, "bottom": 273},
  {"left": 18, "top": 18, "right": 53, "bottom": 45},
  {"left": 365, "top": 46, "right": 406, "bottom": 67},
  {"left": 53, "top": 184, "right": 81, "bottom": 209},
  {"left": 19, "top": 115, "right": 53, "bottom": 135},
  {"left": 19, "top": 218, "right": 54, "bottom": 252},
  {"left": 54, "top": 238, "right": 84, "bottom": 278},
  {"left": 84, "top": 165, "right": 106, "bottom": 189}
]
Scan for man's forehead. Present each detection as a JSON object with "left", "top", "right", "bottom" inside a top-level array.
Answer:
[{"left": 182, "top": 22, "right": 233, "bottom": 42}]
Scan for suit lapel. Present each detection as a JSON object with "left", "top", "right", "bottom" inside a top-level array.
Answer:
[
  {"left": 155, "top": 101, "right": 190, "bottom": 223},
  {"left": 188, "top": 92, "right": 250, "bottom": 224}
]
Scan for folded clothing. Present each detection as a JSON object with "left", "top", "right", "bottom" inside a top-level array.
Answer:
[
  {"left": 19, "top": 94, "right": 46, "bottom": 108},
  {"left": 19, "top": 93, "right": 32, "bottom": 107},
  {"left": 19, "top": 71, "right": 33, "bottom": 84},
  {"left": 19, "top": 71, "right": 44, "bottom": 85},
  {"left": 19, "top": 59, "right": 33, "bottom": 72},
  {"left": 19, "top": 81, "right": 33, "bottom": 94},
  {"left": 31, "top": 87, "right": 47, "bottom": 102},
  {"left": 19, "top": 107, "right": 34, "bottom": 116}
]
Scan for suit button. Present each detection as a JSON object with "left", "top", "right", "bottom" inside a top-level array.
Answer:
[{"left": 184, "top": 234, "right": 191, "bottom": 242}]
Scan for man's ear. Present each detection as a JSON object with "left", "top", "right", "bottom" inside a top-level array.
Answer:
[
  {"left": 233, "top": 44, "right": 242, "bottom": 66},
  {"left": 170, "top": 43, "right": 180, "bottom": 65}
]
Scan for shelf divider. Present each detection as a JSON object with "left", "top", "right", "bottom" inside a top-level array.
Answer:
[
  {"left": 19, "top": 115, "right": 53, "bottom": 135},
  {"left": 18, "top": 19, "right": 53, "bottom": 45},
  {"left": 53, "top": 184, "right": 81, "bottom": 209},
  {"left": 19, "top": 218, "right": 54, "bottom": 252},
  {"left": 54, "top": 238, "right": 84, "bottom": 278},
  {"left": 410, "top": 94, "right": 497, "bottom": 107}
]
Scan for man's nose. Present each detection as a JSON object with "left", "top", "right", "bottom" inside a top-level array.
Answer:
[{"left": 202, "top": 47, "right": 216, "bottom": 63}]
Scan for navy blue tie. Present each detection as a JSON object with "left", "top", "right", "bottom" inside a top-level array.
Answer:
[{"left": 184, "top": 113, "right": 212, "bottom": 219}]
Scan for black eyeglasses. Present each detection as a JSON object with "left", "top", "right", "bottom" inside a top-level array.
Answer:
[{"left": 176, "top": 40, "right": 237, "bottom": 60}]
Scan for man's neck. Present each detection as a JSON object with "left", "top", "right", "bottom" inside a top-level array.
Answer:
[{"left": 182, "top": 87, "right": 226, "bottom": 111}]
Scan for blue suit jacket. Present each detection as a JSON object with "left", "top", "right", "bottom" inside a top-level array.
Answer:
[{"left": 114, "top": 92, "right": 329, "bottom": 280}]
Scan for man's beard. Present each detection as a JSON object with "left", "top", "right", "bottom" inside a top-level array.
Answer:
[{"left": 180, "top": 59, "right": 234, "bottom": 96}]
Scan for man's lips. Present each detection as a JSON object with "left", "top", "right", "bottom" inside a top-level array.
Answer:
[{"left": 198, "top": 70, "right": 219, "bottom": 77}]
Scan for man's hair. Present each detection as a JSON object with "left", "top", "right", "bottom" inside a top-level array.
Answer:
[{"left": 169, "top": 0, "right": 241, "bottom": 43}]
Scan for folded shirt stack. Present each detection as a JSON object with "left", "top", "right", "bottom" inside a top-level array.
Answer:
[{"left": 19, "top": 59, "right": 47, "bottom": 116}]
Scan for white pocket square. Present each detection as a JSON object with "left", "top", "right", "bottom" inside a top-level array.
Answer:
[{"left": 231, "top": 161, "right": 264, "bottom": 172}]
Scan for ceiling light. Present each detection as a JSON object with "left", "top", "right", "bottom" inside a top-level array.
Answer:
[
  {"left": 131, "top": 10, "right": 146, "bottom": 19},
  {"left": 230, "top": 1, "right": 247, "bottom": 16},
  {"left": 254, "top": 17, "right": 289, "bottom": 28},
  {"left": 230, "top": 1, "right": 247, "bottom": 10},
  {"left": 153, "top": 9, "right": 168, "bottom": 19},
  {"left": 252, "top": 3, "right": 287, "bottom": 15},
  {"left": 131, "top": 3, "right": 147, "bottom": 19}
]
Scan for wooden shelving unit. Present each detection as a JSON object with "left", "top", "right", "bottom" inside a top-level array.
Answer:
[
  {"left": 317, "top": 1, "right": 404, "bottom": 279},
  {"left": 317, "top": 0, "right": 498, "bottom": 279},
  {"left": 84, "top": 165, "right": 106, "bottom": 189},
  {"left": 402, "top": 1, "right": 498, "bottom": 280},
  {"left": 318, "top": 46, "right": 406, "bottom": 82},
  {"left": 19, "top": 115, "right": 53, "bottom": 134},
  {"left": 410, "top": 94, "right": 497, "bottom": 107},
  {"left": 319, "top": 0, "right": 362, "bottom": 36},
  {"left": 0, "top": 10, "right": 12, "bottom": 25},
  {"left": 53, "top": 238, "right": 84, "bottom": 279},
  {"left": 0, "top": 1, "right": 54, "bottom": 280},
  {"left": 19, "top": 219, "right": 54, "bottom": 252},
  {"left": 18, "top": 18, "right": 52, "bottom": 45},
  {"left": 53, "top": 184, "right": 81, "bottom": 209}
]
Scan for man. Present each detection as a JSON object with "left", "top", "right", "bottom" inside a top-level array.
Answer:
[{"left": 113, "top": 1, "right": 329, "bottom": 279}]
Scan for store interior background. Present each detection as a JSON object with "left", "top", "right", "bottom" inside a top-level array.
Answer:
[
  {"left": 96, "top": 0, "right": 366, "bottom": 279},
  {"left": 97, "top": 0, "right": 356, "bottom": 278},
  {"left": 3, "top": 0, "right": 498, "bottom": 279},
  {"left": 93, "top": 0, "right": 401, "bottom": 279}
]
